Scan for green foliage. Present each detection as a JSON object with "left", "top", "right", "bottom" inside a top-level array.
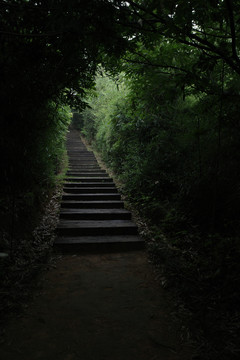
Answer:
[
  {"left": 81, "top": 59, "right": 240, "bottom": 234},
  {"left": 80, "top": 50, "right": 240, "bottom": 357},
  {"left": 117, "top": 0, "right": 240, "bottom": 76}
]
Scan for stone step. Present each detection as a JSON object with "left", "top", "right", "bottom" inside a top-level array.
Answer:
[
  {"left": 63, "top": 187, "right": 118, "bottom": 193},
  {"left": 67, "top": 142, "right": 86, "bottom": 144},
  {"left": 62, "top": 193, "right": 121, "bottom": 201},
  {"left": 68, "top": 165, "right": 98, "bottom": 168},
  {"left": 69, "top": 160, "right": 96, "bottom": 163},
  {"left": 54, "top": 130, "right": 144, "bottom": 251},
  {"left": 67, "top": 148, "right": 87, "bottom": 151},
  {"left": 69, "top": 162, "right": 98, "bottom": 165},
  {"left": 68, "top": 148, "right": 90, "bottom": 150},
  {"left": 68, "top": 152, "right": 90, "bottom": 154},
  {"left": 68, "top": 158, "right": 95, "bottom": 160},
  {"left": 68, "top": 164, "right": 99, "bottom": 167},
  {"left": 67, "top": 144, "right": 87, "bottom": 147},
  {"left": 68, "top": 154, "right": 95, "bottom": 157},
  {"left": 57, "top": 220, "right": 138, "bottom": 236},
  {"left": 67, "top": 152, "right": 94, "bottom": 155},
  {"left": 59, "top": 208, "right": 131, "bottom": 220},
  {"left": 69, "top": 159, "right": 98, "bottom": 163},
  {"left": 61, "top": 200, "right": 124, "bottom": 209},
  {"left": 67, "top": 169, "right": 106, "bottom": 173},
  {"left": 68, "top": 168, "right": 102, "bottom": 171},
  {"left": 54, "top": 235, "right": 144, "bottom": 251},
  {"left": 68, "top": 162, "right": 99, "bottom": 165},
  {"left": 68, "top": 165, "right": 102, "bottom": 169},
  {"left": 66, "top": 177, "right": 113, "bottom": 182},
  {"left": 66, "top": 172, "right": 109, "bottom": 177},
  {"left": 68, "top": 160, "right": 100, "bottom": 165},
  {"left": 64, "top": 182, "right": 115, "bottom": 187}
]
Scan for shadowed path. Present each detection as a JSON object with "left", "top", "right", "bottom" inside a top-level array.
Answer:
[
  {"left": 1, "top": 130, "right": 193, "bottom": 359},
  {"left": 1, "top": 252, "right": 192, "bottom": 360}
]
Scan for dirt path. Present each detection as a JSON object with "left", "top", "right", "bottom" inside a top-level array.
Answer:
[{"left": 1, "top": 251, "right": 192, "bottom": 360}]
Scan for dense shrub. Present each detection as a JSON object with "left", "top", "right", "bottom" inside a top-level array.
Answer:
[
  {"left": 78, "top": 68, "right": 240, "bottom": 359},
  {"left": 0, "top": 103, "right": 71, "bottom": 254}
]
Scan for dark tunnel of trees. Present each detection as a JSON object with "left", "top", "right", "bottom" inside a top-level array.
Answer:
[{"left": 1, "top": 1, "right": 240, "bottom": 358}]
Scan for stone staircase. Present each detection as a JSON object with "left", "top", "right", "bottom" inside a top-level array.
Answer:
[{"left": 54, "top": 130, "right": 144, "bottom": 251}]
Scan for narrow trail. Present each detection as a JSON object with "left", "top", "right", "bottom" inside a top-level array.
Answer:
[
  {"left": 1, "top": 130, "right": 193, "bottom": 360},
  {"left": 55, "top": 129, "right": 144, "bottom": 251}
]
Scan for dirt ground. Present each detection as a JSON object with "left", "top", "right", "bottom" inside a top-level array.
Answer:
[{"left": 1, "top": 251, "right": 193, "bottom": 360}]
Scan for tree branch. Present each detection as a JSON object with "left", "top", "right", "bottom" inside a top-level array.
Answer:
[
  {"left": 118, "top": 1, "right": 240, "bottom": 74},
  {"left": 193, "top": 28, "right": 232, "bottom": 39},
  {"left": 0, "top": 30, "right": 63, "bottom": 38},
  {"left": 125, "top": 0, "right": 167, "bottom": 24},
  {"left": 129, "top": 50, "right": 189, "bottom": 73},
  {"left": 225, "top": 0, "right": 239, "bottom": 61},
  {"left": 123, "top": 57, "right": 187, "bottom": 76}
]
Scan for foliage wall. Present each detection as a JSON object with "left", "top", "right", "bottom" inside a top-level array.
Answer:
[
  {"left": 81, "top": 67, "right": 240, "bottom": 235},
  {"left": 79, "top": 61, "right": 240, "bottom": 357},
  {"left": 0, "top": 0, "right": 129, "bottom": 254}
]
